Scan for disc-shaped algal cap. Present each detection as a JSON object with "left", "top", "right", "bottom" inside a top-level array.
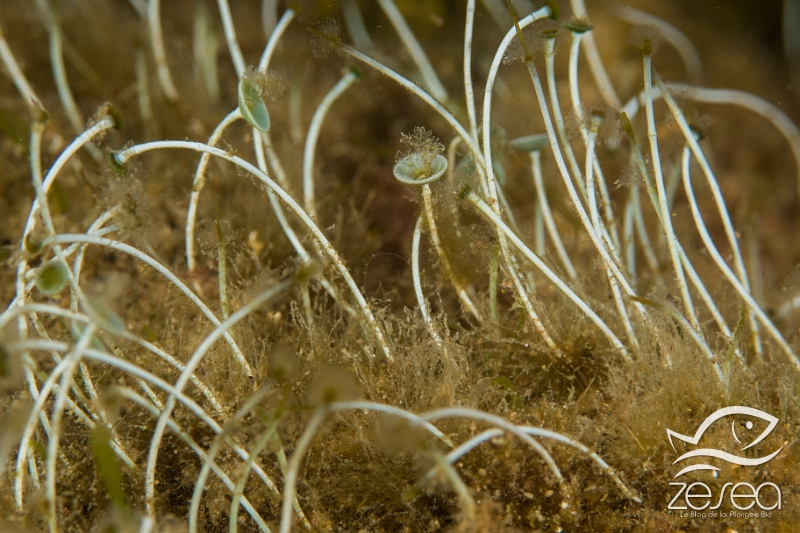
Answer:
[
  {"left": 393, "top": 152, "right": 448, "bottom": 186},
  {"left": 393, "top": 127, "right": 448, "bottom": 186}
]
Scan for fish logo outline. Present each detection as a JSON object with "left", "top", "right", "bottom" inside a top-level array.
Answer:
[{"left": 666, "top": 406, "right": 783, "bottom": 478}]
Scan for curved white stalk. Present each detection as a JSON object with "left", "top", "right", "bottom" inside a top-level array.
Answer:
[
  {"left": 140, "top": 277, "right": 293, "bottom": 517},
  {"left": 534, "top": 204, "right": 545, "bottom": 257},
  {"left": 4, "top": 302, "right": 224, "bottom": 414},
  {"left": 115, "top": 387, "right": 274, "bottom": 533},
  {"left": 376, "top": 0, "right": 447, "bottom": 102},
  {"left": 14, "top": 336, "right": 145, "bottom": 458},
  {"left": 468, "top": 192, "right": 630, "bottom": 360},
  {"left": 624, "top": 82, "right": 800, "bottom": 201},
  {"left": 0, "top": 26, "right": 45, "bottom": 112},
  {"left": 543, "top": 34, "right": 586, "bottom": 201},
  {"left": 480, "top": 6, "right": 561, "bottom": 350},
  {"left": 12, "top": 115, "right": 118, "bottom": 349},
  {"left": 21, "top": 361, "right": 54, "bottom": 474},
  {"left": 463, "top": 0, "right": 478, "bottom": 142},
  {"left": 46, "top": 324, "right": 96, "bottom": 533},
  {"left": 26, "top": 119, "right": 107, "bottom": 377},
  {"left": 526, "top": 50, "right": 636, "bottom": 290},
  {"left": 615, "top": 6, "right": 703, "bottom": 82},
  {"left": 585, "top": 115, "right": 603, "bottom": 235},
  {"left": 421, "top": 185, "right": 482, "bottom": 322},
  {"left": 252, "top": 134, "right": 316, "bottom": 326},
  {"left": 424, "top": 449, "right": 477, "bottom": 523},
  {"left": 194, "top": 1, "right": 221, "bottom": 103},
  {"left": 229, "top": 417, "right": 281, "bottom": 533},
  {"left": 186, "top": 108, "right": 241, "bottom": 274},
  {"left": 15, "top": 353, "right": 73, "bottom": 510},
  {"left": 34, "top": 0, "right": 92, "bottom": 148},
  {"left": 43, "top": 366, "right": 136, "bottom": 467},
  {"left": 420, "top": 407, "right": 564, "bottom": 490},
  {"left": 442, "top": 429, "right": 502, "bottom": 468},
  {"left": 504, "top": 239, "right": 559, "bottom": 350},
  {"left": 303, "top": 70, "right": 358, "bottom": 219},
  {"left": 279, "top": 407, "right": 327, "bottom": 533},
  {"left": 642, "top": 51, "right": 699, "bottom": 331},
  {"left": 53, "top": 233, "right": 251, "bottom": 375},
  {"left": 250, "top": 7, "right": 339, "bottom": 326},
  {"left": 12, "top": 338, "right": 138, "bottom": 512},
  {"left": 517, "top": 425, "right": 641, "bottom": 502},
  {"left": 7, "top": 5, "right": 798, "bottom": 529},
  {"left": 481, "top": 6, "right": 551, "bottom": 206},
  {"left": 329, "top": 401, "right": 452, "bottom": 446},
  {"left": 584, "top": 112, "right": 639, "bottom": 350},
  {"left": 23, "top": 116, "right": 115, "bottom": 244},
  {"left": 114, "top": 140, "right": 391, "bottom": 361},
  {"left": 216, "top": 0, "right": 246, "bottom": 75},
  {"left": 184, "top": 106, "right": 331, "bottom": 324},
  {"left": 529, "top": 152, "right": 577, "bottom": 280},
  {"left": 418, "top": 417, "right": 641, "bottom": 504},
  {"left": 341, "top": 44, "right": 484, "bottom": 173},
  {"left": 6, "top": 339, "right": 70, "bottom": 352},
  {"left": 517, "top": 36, "right": 648, "bottom": 350},
  {"left": 190, "top": 390, "right": 279, "bottom": 533},
  {"left": 78, "top": 349, "right": 283, "bottom": 499},
  {"left": 253, "top": 99, "right": 342, "bottom": 324},
  {"left": 569, "top": 0, "right": 622, "bottom": 109},
  {"left": 622, "top": 189, "right": 637, "bottom": 280},
  {"left": 219, "top": 0, "right": 292, "bottom": 224},
  {"left": 259, "top": 131, "right": 357, "bottom": 320},
  {"left": 654, "top": 73, "right": 763, "bottom": 355},
  {"left": 341, "top": 0, "right": 373, "bottom": 52},
  {"left": 567, "top": 31, "right": 621, "bottom": 254},
  {"left": 187, "top": 389, "right": 277, "bottom": 533},
  {"left": 412, "top": 214, "right": 441, "bottom": 344},
  {"left": 623, "top": 83, "right": 800, "bottom": 201},
  {"left": 272, "top": 401, "right": 456, "bottom": 533},
  {"left": 26, "top": 312, "right": 103, "bottom": 419},
  {"left": 681, "top": 147, "right": 799, "bottom": 368},
  {"left": 258, "top": 8, "right": 295, "bottom": 70},
  {"left": 621, "top": 113, "right": 735, "bottom": 343},
  {"left": 147, "top": 0, "right": 179, "bottom": 102},
  {"left": 19, "top": 209, "right": 117, "bottom": 433},
  {"left": 633, "top": 296, "right": 725, "bottom": 382},
  {"left": 568, "top": 30, "right": 590, "bottom": 165}
]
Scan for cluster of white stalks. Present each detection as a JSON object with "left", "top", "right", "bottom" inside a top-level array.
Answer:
[{"left": 1, "top": 0, "right": 799, "bottom": 531}]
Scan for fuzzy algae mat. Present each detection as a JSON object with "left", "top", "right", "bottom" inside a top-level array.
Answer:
[{"left": 1, "top": 0, "right": 800, "bottom": 531}]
